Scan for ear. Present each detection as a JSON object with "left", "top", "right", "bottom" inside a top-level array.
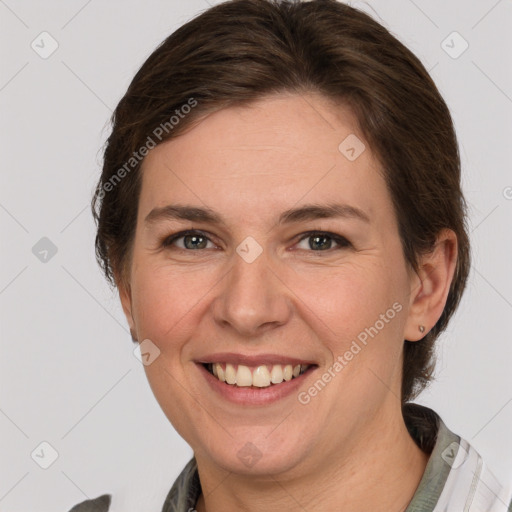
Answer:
[
  {"left": 404, "top": 229, "right": 458, "bottom": 341},
  {"left": 116, "top": 272, "right": 138, "bottom": 342}
]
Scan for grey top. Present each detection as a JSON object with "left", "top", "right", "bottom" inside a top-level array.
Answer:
[{"left": 68, "top": 403, "right": 512, "bottom": 512}]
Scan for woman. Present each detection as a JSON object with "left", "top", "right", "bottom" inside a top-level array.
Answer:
[{"left": 70, "top": 0, "right": 511, "bottom": 510}]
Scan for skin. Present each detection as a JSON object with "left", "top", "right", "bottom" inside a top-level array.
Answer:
[{"left": 118, "top": 93, "right": 458, "bottom": 511}]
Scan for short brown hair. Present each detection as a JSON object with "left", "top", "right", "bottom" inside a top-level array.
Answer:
[{"left": 92, "top": 0, "right": 471, "bottom": 403}]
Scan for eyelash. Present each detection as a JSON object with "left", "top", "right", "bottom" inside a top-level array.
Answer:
[{"left": 161, "top": 229, "right": 352, "bottom": 254}]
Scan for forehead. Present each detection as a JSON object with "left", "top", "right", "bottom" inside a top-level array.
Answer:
[{"left": 137, "top": 93, "right": 393, "bottom": 228}]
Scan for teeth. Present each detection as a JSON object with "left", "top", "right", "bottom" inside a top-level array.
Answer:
[
  {"left": 208, "top": 362, "right": 310, "bottom": 387},
  {"left": 225, "top": 363, "right": 236, "bottom": 384},
  {"left": 252, "top": 365, "right": 271, "bottom": 387},
  {"left": 214, "top": 363, "right": 225, "bottom": 382},
  {"left": 236, "top": 365, "right": 253, "bottom": 387},
  {"left": 270, "top": 364, "right": 283, "bottom": 384}
]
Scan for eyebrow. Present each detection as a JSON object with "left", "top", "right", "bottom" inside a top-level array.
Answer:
[{"left": 144, "top": 202, "right": 371, "bottom": 227}]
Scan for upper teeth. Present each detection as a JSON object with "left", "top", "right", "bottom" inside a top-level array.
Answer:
[{"left": 209, "top": 363, "right": 309, "bottom": 387}]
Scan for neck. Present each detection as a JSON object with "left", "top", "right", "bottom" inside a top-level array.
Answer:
[{"left": 195, "top": 404, "right": 429, "bottom": 512}]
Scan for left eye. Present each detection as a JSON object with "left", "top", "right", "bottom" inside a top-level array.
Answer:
[
  {"left": 162, "top": 230, "right": 351, "bottom": 252},
  {"left": 295, "top": 231, "right": 351, "bottom": 252}
]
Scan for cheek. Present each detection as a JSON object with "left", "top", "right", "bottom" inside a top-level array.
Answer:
[
  {"left": 303, "top": 263, "right": 407, "bottom": 405},
  {"left": 130, "top": 259, "right": 209, "bottom": 342},
  {"left": 294, "top": 260, "right": 403, "bottom": 343},
  {"left": 130, "top": 264, "right": 211, "bottom": 435}
]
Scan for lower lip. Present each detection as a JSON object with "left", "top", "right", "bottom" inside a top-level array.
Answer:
[{"left": 197, "top": 363, "right": 316, "bottom": 406}]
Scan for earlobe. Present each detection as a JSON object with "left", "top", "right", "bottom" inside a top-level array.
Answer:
[{"left": 404, "top": 229, "right": 458, "bottom": 342}]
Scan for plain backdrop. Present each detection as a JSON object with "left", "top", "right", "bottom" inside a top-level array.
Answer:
[{"left": 0, "top": 1, "right": 511, "bottom": 511}]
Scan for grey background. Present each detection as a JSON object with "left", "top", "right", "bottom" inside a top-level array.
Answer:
[{"left": 0, "top": 0, "right": 511, "bottom": 511}]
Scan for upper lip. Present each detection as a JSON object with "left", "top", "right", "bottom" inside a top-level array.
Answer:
[{"left": 195, "top": 352, "right": 317, "bottom": 366}]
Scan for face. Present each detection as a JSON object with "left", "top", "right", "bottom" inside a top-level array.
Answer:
[{"left": 120, "top": 93, "right": 418, "bottom": 477}]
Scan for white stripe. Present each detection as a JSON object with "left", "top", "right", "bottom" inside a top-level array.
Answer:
[
  {"left": 433, "top": 438, "right": 512, "bottom": 512},
  {"left": 464, "top": 453, "right": 482, "bottom": 511}
]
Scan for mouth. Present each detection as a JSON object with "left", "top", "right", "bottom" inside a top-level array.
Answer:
[
  {"left": 196, "top": 353, "right": 319, "bottom": 405},
  {"left": 202, "top": 362, "right": 313, "bottom": 388}
]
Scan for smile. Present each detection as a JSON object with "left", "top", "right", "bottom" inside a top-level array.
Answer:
[{"left": 204, "top": 362, "right": 311, "bottom": 387}]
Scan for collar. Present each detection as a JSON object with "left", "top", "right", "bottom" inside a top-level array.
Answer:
[{"left": 403, "top": 403, "right": 459, "bottom": 511}]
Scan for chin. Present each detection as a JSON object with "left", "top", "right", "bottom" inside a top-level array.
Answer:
[{"left": 197, "top": 428, "right": 313, "bottom": 477}]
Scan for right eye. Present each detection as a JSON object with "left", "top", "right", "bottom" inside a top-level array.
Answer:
[{"left": 162, "top": 230, "right": 217, "bottom": 251}]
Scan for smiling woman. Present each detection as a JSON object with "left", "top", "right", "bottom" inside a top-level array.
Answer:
[{"left": 68, "top": 0, "right": 512, "bottom": 511}]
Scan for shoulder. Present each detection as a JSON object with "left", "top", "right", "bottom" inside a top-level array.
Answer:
[
  {"left": 67, "top": 494, "right": 111, "bottom": 512},
  {"left": 404, "top": 403, "right": 512, "bottom": 511},
  {"left": 436, "top": 437, "right": 512, "bottom": 511},
  {"left": 65, "top": 457, "right": 199, "bottom": 512}
]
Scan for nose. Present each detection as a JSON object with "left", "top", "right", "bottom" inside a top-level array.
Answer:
[{"left": 211, "top": 246, "right": 292, "bottom": 338}]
